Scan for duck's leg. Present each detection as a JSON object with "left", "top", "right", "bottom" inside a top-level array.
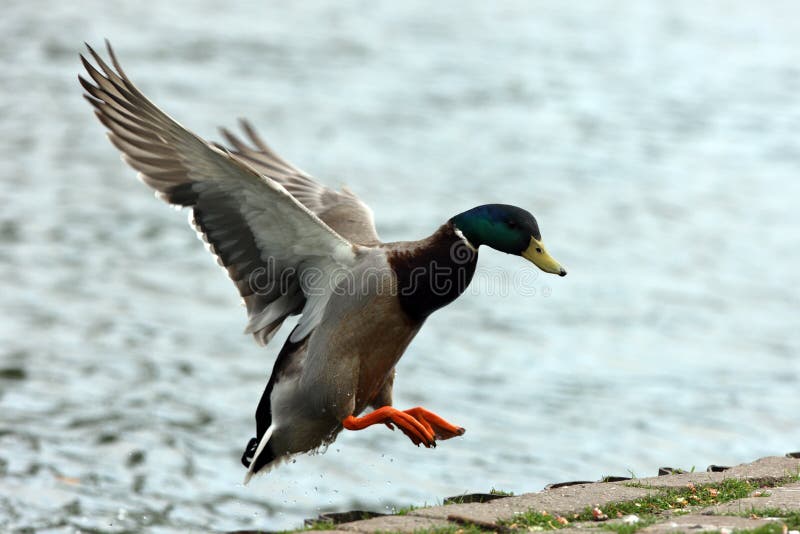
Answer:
[
  {"left": 403, "top": 407, "right": 465, "bottom": 440},
  {"left": 342, "top": 406, "right": 436, "bottom": 447}
]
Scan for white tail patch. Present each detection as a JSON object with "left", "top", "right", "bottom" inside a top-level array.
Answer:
[{"left": 243, "top": 423, "right": 276, "bottom": 485}]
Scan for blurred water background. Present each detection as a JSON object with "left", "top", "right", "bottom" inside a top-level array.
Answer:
[{"left": 1, "top": 1, "right": 799, "bottom": 532}]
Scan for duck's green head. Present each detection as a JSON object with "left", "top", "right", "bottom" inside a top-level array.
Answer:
[{"left": 451, "top": 204, "right": 567, "bottom": 276}]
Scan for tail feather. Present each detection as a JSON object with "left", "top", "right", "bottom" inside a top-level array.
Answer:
[
  {"left": 242, "top": 325, "right": 308, "bottom": 483},
  {"left": 243, "top": 423, "right": 276, "bottom": 485}
]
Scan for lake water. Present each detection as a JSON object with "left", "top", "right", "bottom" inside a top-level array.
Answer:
[{"left": 1, "top": 1, "right": 799, "bottom": 532}]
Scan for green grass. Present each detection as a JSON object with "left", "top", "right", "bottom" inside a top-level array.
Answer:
[
  {"left": 502, "top": 478, "right": 789, "bottom": 532},
  {"left": 303, "top": 521, "right": 336, "bottom": 531},
  {"left": 733, "top": 525, "right": 786, "bottom": 534},
  {"left": 394, "top": 504, "right": 418, "bottom": 515},
  {"left": 751, "top": 509, "right": 800, "bottom": 529},
  {"left": 410, "top": 525, "right": 488, "bottom": 534},
  {"left": 726, "top": 508, "right": 800, "bottom": 533},
  {"left": 599, "top": 517, "right": 658, "bottom": 534},
  {"left": 502, "top": 510, "right": 570, "bottom": 530}
]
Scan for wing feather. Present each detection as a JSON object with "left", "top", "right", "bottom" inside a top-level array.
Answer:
[
  {"left": 219, "top": 120, "right": 381, "bottom": 246},
  {"left": 80, "top": 41, "right": 358, "bottom": 346}
]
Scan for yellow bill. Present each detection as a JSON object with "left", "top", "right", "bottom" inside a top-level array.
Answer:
[{"left": 522, "top": 237, "right": 567, "bottom": 276}]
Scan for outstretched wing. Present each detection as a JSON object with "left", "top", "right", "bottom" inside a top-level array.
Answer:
[
  {"left": 219, "top": 121, "right": 381, "bottom": 246},
  {"left": 79, "top": 41, "right": 358, "bottom": 346}
]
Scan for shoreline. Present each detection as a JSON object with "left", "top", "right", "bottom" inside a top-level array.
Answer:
[{"left": 253, "top": 453, "right": 800, "bottom": 533}]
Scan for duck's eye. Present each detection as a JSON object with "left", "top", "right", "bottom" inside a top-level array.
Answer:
[
  {"left": 506, "top": 220, "right": 517, "bottom": 228},
  {"left": 536, "top": 247, "right": 542, "bottom": 253}
]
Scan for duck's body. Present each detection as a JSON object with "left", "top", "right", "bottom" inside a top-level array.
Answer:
[
  {"left": 245, "top": 223, "right": 477, "bottom": 476},
  {"left": 79, "top": 42, "right": 566, "bottom": 483}
]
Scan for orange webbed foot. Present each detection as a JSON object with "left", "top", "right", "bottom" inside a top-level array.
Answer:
[
  {"left": 342, "top": 406, "right": 435, "bottom": 447},
  {"left": 403, "top": 407, "right": 465, "bottom": 440},
  {"left": 342, "top": 406, "right": 465, "bottom": 448}
]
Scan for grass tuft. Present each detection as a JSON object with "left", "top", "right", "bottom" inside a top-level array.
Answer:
[
  {"left": 394, "top": 504, "right": 418, "bottom": 516},
  {"left": 502, "top": 477, "right": 794, "bottom": 533},
  {"left": 600, "top": 517, "right": 658, "bottom": 534},
  {"left": 298, "top": 519, "right": 336, "bottom": 531},
  {"left": 503, "top": 510, "right": 571, "bottom": 531},
  {"left": 730, "top": 508, "right": 800, "bottom": 532},
  {"left": 411, "top": 526, "right": 488, "bottom": 534}
]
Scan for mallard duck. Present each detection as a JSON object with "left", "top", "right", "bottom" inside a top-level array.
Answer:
[{"left": 79, "top": 42, "right": 567, "bottom": 483}]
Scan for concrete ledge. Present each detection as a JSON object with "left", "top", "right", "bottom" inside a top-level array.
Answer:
[
  {"left": 410, "top": 483, "right": 652, "bottom": 524},
  {"left": 338, "top": 514, "right": 452, "bottom": 532},
  {"left": 702, "top": 481, "right": 800, "bottom": 514},
  {"left": 639, "top": 514, "right": 774, "bottom": 532},
  {"left": 327, "top": 455, "right": 800, "bottom": 533},
  {"left": 629, "top": 456, "right": 800, "bottom": 488}
]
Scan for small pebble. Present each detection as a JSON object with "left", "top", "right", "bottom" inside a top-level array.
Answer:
[{"left": 592, "top": 507, "right": 608, "bottom": 520}]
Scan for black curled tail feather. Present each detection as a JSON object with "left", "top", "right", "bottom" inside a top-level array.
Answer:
[
  {"left": 241, "top": 436, "right": 276, "bottom": 472},
  {"left": 242, "top": 325, "right": 306, "bottom": 475},
  {"left": 241, "top": 437, "right": 258, "bottom": 468},
  {"left": 251, "top": 438, "right": 277, "bottom": 474}
]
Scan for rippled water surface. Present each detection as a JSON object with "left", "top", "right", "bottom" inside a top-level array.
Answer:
[{"left": 2, "top": 2, "right": 799, "bottom": 531}]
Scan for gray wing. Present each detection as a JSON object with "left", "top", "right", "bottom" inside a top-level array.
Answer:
[
  {"left": 219, "top": 120, "right": 381, "bottom": 246},
  {"left": 79, "top": 42, "right": 360, "bottom": 346}
]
